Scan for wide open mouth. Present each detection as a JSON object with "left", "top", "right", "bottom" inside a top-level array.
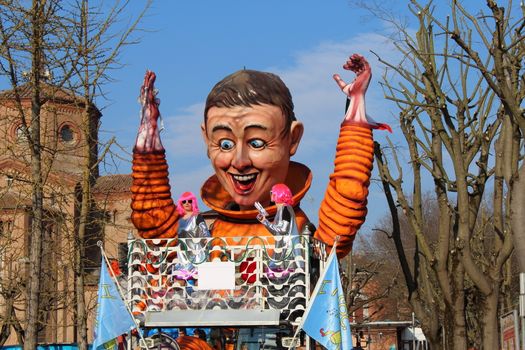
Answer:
[{"left": 229, "top": 173, "right": 258, "bottom": 195}]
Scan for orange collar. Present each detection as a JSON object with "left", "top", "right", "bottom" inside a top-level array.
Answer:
[{"left": 201, "top": 161, "right": 312, "bottom": 220}]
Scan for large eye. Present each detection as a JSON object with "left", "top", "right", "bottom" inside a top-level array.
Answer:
[
  {"left": 248, "top": 139, "right": 265, "bottom": 149},
  {"left": 219, "top": 139, "right": 235, "bottom": 150}
]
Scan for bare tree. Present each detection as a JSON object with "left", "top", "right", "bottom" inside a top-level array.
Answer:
[
  {"left": 347, "top": 233, "right": 414, "bottom": 323},
  {"left": 66, "top": 1, "right": 149, "bottom": 348},
  {"left": 0, "top": 1, "right": 149, "bottom": 348},
  {"left": 0, "top": 1, "right": 66, "bottom": 347},
  {"left": 360, "top": 1, "right": 524, "bottom": 349}
]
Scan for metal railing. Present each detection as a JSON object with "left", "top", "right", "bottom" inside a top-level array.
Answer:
[{"left": 126, "top": 235, "right": 327, "bottom": 327}]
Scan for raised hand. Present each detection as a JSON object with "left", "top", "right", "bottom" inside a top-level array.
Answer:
[
  {"left": 256, "top": 213, "right": 266, "bottom": 223},
  {"left": 333, "top": 54, "right": 391, "bottom": 132},
  {"left": 135, "top": 70, "right": 165, "bottom": 153},
  {"left": 333, "top": 53, "right": 371, "bottom": 99}
]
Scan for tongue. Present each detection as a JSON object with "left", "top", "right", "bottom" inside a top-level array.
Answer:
[{"left": 236, "top": 180, "right": 254, "bottom": 192}]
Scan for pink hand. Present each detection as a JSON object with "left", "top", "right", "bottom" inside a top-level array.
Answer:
[
  {"left": 333, "top": 54, "right": 371, "bottom": 96},
  {"left": 333, "top": 54, "right": 391, "bottom": 132}
]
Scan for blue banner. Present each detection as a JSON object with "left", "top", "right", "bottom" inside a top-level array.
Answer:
[
  {"left": 300, "top": 249, "right": 352, "bottom": 350},
  {"left": 92, "top": 257, "right": 136, "bottom": 350}
]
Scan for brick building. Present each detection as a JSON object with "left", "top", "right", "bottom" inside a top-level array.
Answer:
[{"left": 0, "top": 83, "right": 133, "bottom": 345}]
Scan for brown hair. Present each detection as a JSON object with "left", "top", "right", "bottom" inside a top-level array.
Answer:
[{"left": 204, "top": 69, "right": 296, "bottom": 131}]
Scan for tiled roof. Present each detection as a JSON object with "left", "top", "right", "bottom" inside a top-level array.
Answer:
[
  {"left": 93, "top": 174, "right": 132, "bottom": 194},
  {"left": 0, "top": 82, "right": 80, "bottom": 103},
  {"left": 0, "top": 82, "right": 101, "bottom": 117}
]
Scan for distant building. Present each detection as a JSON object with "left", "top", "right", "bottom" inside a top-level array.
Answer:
[{"left": 0, "top": 83, "right": 133, "bottom": 345}]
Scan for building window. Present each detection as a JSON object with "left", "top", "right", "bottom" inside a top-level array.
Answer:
[
  {"left": 0, "top": 220, "right": 13, "bottom": 236},
  {"left": 15, "top": 125, "right": 29, "bottom": 142},
  {"left": 59, "top": 124, "right": 75, "bottom": 143}
]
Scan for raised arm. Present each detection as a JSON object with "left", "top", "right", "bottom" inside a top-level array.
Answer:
[
  {"left": 131, "top": 71, "right": 179, "bottom": 238},
  {"left": 314, "top": 54, "right": 391, "bottom": 257},
  {"left": 259, "top": 211, "right": 292, "bottom": 236}
]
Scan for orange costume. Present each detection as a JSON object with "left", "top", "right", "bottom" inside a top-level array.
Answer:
[
  {"left": 131, "top": 54, "right": 389, "bottom": 258},
  {"left": 176, "top": 335, "right": 213, "bottom": 350}
]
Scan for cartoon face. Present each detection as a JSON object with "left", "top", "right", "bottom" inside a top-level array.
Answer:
[{"left": 202, "top": 104, "right": 303, "bottom": 210}]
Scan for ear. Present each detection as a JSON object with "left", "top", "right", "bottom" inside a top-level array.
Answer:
[
  {"left": 201, "top": 123, "right": 211, "bottom": 158},
  {"left": 288, "top": 121, "right": 304, "bottom": 156}
]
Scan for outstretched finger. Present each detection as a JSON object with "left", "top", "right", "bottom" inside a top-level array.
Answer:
[
  {"left": 141, "top": 71, "right": 156, "bottom": 102},
  {"left": 333, "top": 74, "right": 347, "bottom": 90}
]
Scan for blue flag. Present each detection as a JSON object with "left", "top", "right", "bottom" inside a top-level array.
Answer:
[
  {"left": 300, "top": 249, "right": 352, "bottom": 350},
  {"left": 93, "top": 257, "right": 136, "bottom": 350}
]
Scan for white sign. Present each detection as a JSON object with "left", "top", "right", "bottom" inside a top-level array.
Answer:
[
  {"left": 197, "top": 262, "right": 235, "bottom": 290},
  {"left": 500, "top": 310, "right": 520, "bottom": 350}
]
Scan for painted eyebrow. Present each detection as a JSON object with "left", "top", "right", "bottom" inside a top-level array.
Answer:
[
  {"left": 211, "top": 123, "right": 268, "bottom": 133},
  {"left": 211, "top": 124, "right": 232, "bottom": 133},
  {"left": 244, "top": 124, "right": 267, "bottom": 131}
]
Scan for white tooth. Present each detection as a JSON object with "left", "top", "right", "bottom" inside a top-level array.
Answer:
[{"left": 233, "top": 174, "right": 255, "bottom": 181}]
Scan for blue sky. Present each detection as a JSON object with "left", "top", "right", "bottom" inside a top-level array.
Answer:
[
  {"left": 98, "top": 0, "right": 405, "bottom": 231},
  {"left": 0, "top": 0, "right": 514, "bottom": 245},
  {"left": 4, "top": 0, "right": 503, "bottom": 234}
]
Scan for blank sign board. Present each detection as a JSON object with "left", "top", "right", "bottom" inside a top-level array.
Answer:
[{"left": 197, "top": 262, "right": 235, "bottom": 290}]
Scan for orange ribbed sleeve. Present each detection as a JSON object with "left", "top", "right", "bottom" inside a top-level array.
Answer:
[
  {"left": 131, "top": 151, "right": 179, "bottom": 238},
  {"left": 314, "top": 124, "right": 374, "bottom": 257}
]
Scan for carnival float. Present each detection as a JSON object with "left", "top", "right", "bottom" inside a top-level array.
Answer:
[{"left": 123, "top": 54, "right": 390, "bottom": 350}]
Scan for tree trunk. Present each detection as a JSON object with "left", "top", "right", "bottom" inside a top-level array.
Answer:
[
  {"left": 511, "top": 163, "right": 525, "bottom": 271},
  {"left": 481, "top": 291, "right": 499, "bottom": 350},
  {"left": 74, "top": 105, "right": 93, "bottom": 350},
  {"left": 24, "top": 2, "right": 46, "bottom": 348},
  {"left": 412, "top": 299, "right": 441, "bottom": 350},
  {"left": 75, "top": 3, "right": 93, "bottom": 346},
  {"left": 451, "top": 274, "right": 467, "bottom": 350},
  {"left": 25, "top": 99, "right": 44, "bottom": 350},
  {"left": 75, "top": 187, "right": 89, "bottom": 350}
]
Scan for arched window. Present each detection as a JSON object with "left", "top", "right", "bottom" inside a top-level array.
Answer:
[
  {"left": 59, "top": 124, "right": 75, "bottom": 143},
  {"left": 15, "top": 125, "right": 28, "bottom": 142}
]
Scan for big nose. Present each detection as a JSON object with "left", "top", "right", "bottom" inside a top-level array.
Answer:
[{"left": 232, "top": 145, "right": 251, "bottom": 171}]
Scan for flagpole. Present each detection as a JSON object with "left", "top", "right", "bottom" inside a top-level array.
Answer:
[
  {"left": 97, "top": 241, "right": 150, "bottom": 350},
  {"left": 289, "top": 324, "right": 302, "bottom": 349},
  {"left": 290, "top": 237, "right": 340, "bottom": 349}
]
